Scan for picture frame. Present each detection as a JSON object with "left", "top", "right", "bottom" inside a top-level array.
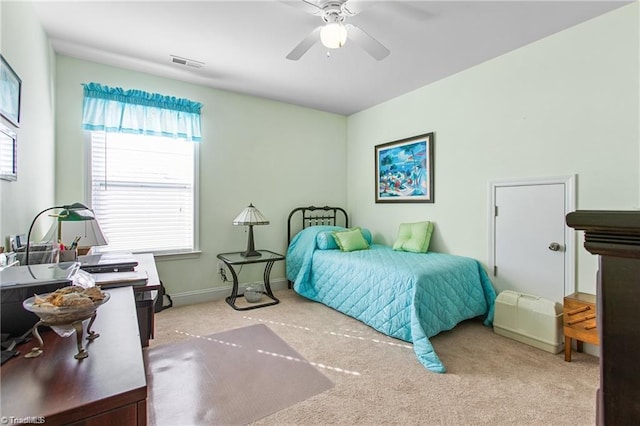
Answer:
[
  {"left": 375, "top": 132, "right": 434, "bottom": 203},
  {"left": 0, "top": 54, "right": 22, "bottom": 127},
  {"left": 0, "top": 122, "right": 17, "bottom": 181}
]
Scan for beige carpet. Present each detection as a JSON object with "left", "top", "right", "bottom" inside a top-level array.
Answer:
[
  {"left": 146, "top": 323, "right": 333, "bottom": 425},
  {"left": 150, "top": 289, "right": 600, "bottom": 425}
]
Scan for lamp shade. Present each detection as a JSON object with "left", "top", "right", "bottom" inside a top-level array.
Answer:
[
  {"left": 232, "top": 204, "right": 269, "bottom": 226},
  {"left": 233, "top": 204, "right": 268, "bottom": 257},
  {"left": 56, "top": 206, "right": 95, "bottom": 221},
  {"left": 47, "top": 219, "right": 109, "bottom": 248}
]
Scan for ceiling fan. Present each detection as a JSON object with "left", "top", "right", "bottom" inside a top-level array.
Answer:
[{"left": 286, "top": 0, "right": 390, "bottom": 61}]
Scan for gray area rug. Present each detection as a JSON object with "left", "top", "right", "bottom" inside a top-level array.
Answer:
[{"left": 146, "top": 323, "right": 334, "bottom": 425}]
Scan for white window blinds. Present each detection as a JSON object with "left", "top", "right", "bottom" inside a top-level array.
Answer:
[{"left": 90, "top": 132, "right": 196, "bottom": 253}]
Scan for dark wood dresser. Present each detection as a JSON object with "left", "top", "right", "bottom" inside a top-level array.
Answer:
[
  {"left": 566, "top": 210, "right": 640, "bottom": 425},
  {"left": 1, "top": 286, "right": 147, "bottom": 425}
]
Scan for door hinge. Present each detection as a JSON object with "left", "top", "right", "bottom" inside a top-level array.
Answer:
[
  {"left": 494, "top": 265, "right": 498, "bottom": 276},
  {"left": 494, "top": 206, "right": 498, "bottom": 217}
]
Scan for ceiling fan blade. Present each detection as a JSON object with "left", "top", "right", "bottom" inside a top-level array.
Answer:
[
  {"left": 341, "top": 0, "right": 375, "bottom": 16},
  {"left": 280, "top": 0, "right": 323, "bottom": 16},
  {"left": 301, "top": 0, "right": 322, "bottom": 12},
  {"left": 286, "top": 26, "right": 322, "bottom": 60},
  {"left": 346, "top": 24, "right": 390, "bottom": 60}
]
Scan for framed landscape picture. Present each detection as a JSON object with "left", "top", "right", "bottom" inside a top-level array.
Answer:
[
  {"left": 0, "top": 54, "right": 22, "bottom": 127},
  {"left": 375, "top": 132, "right": 434, "bottom": 203}
]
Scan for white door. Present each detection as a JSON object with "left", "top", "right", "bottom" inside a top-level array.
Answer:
[{"left": 490, "top": 177, "right": 575, "bottom": 304}]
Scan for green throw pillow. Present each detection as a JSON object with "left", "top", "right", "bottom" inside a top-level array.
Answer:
[
  {"left": 393, "top": 221, "right": 434, "bottom": 253},
  {"left": 332, "top": 228, "right": 370, "bottom": 252}
]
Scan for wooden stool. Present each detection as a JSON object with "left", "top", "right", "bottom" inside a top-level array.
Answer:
[{"left": 563, "top": 292, "right": 599, "bottom": 361}]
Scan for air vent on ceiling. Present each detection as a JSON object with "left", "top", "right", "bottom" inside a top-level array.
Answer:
[{"left": 170, "top": 55, "right": 204, "bottom": 69}]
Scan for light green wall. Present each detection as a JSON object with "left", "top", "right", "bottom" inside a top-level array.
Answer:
[
  {"left": 55, "top": 56, "right": 348, "bottom": 300},
  {"left": 0, "top": 1, "right": 56, "bottom": 250},
  {"left": 4, "top": 1, "right": 638, "bottom": 302},
  {"left": 346, "top": 3, "right": 639, "bottom": 295}
]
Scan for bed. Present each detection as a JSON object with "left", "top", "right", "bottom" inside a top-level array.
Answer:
[{"left": 286, "top": 206, "right": 496, "bottom": 373}]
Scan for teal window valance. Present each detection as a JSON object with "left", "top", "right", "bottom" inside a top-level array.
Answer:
[{"left": 81, "top": 83, "right": 202, "bottom": 142}]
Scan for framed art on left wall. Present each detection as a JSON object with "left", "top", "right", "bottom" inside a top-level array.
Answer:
[{"left": 0, "top": 54, "right": 22, "bottom": 127}]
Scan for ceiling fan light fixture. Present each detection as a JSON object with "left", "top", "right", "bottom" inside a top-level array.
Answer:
[{"left": 320, "top": 22, "right": 348, "bottom": 49}]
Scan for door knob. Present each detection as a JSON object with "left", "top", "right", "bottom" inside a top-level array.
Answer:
[{"left": 548, "top": 242, "right": 561, "bottom": 251}]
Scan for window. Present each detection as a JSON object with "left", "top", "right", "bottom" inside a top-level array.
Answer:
[
  {"left": 81, "top": 82, "right": 202, "bottom": 254},
  {"left": 88, "top": 131, "right": 197, "bottom": 254},
  {"left": 0, "top": 122, "right": 17, "bottom": 181}
]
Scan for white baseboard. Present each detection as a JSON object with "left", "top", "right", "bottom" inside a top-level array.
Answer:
[
  {"left": 581, "top": 342, "right": 600, "bottom": 358},
  {"left": 169, "top": 278, "right": 289, "bottom": 307}
]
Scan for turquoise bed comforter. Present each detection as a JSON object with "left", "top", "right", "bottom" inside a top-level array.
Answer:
[{"left": 286, "top": 226, "right": 496, "bottom": 373}]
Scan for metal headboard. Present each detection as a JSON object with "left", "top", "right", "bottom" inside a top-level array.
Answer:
[{"left": 287, "top": 206, "right": 349, "bottom": 242}]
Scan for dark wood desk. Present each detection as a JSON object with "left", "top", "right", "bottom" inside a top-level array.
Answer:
[{"left": 0, "top": 286, "right": 147, "bottom": 425}]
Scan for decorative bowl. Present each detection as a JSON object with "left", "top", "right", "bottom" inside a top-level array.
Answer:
[
  {"left": 244, "top": 284, "right": 264, "bottom": 303},
  {"left": 23, "top": 291, "right": 110, "bottom": 325}
]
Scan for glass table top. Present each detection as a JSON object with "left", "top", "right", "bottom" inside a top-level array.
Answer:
[{"left": 217, "top": 250, "right": 285, "bottom": 265}]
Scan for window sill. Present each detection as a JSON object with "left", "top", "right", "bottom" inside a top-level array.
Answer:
[
  {"left": 92, "top": 247, "right": 201, "bottom": 261},
  {"left": 147, "top": 250, "right": 202, "bottom": 262}
]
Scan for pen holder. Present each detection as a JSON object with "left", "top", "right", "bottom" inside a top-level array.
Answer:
[{"left": 59, "top": 249, "right": 78, "bottom": 262}]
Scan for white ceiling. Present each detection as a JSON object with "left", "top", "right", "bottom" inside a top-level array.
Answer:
[{"left": 32, "top": 0, "right": 630, "bottom": 115}]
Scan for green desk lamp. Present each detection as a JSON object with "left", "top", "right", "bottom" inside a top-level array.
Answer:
[{"left": 25, "top": 203, "right": 95, "bottom": 265}]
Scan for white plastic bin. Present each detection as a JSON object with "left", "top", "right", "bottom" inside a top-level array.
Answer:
[{"left": 493, "top": 290, "right": 563, "bottom": 354}]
